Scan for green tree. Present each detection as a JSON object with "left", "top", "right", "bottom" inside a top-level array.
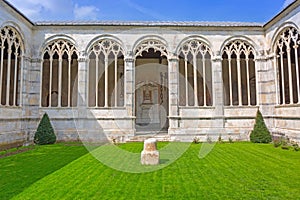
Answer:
[
  {"left": 250, "top": 109, "right": 272, "bottom": 143},
  {"left": 34, "top": 113, "right": 56, "bottom": 145}
]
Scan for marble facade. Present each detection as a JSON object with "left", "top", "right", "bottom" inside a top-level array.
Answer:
[{"left": 1, "top": 0, "right": 300, "bottom": 148}]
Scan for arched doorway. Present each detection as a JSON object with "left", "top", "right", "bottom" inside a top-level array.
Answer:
[{"left": 135, "top": 48, "right": 169, "bottom": 133}]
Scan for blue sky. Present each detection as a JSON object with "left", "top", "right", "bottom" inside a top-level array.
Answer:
[{"left": 6, "top": 0, "right": 295, "bottom": 22}]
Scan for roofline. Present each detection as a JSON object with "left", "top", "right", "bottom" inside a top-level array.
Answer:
[
  {"left": 264, "top": 0, "right": 300, "bottom": 29},
  {"left": 34, "top": 21, "right": 263, "bottom": 28},
  {"left": 1, "top": 0, "right": 299, "bottom": 29},
  {"left": 2, "top": 0, "right": 34, "bottom": 26}
]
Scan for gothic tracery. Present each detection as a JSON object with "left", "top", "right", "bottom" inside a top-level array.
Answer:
[
  {"left": 275, "top": 27, "right": 300, "bottom": 105},
  {"left": 88, "top": 39, "right": 125, "bottom": 107},
  {"left": 41, "top": 39, "right": 78, "bottom": 107},
  {"left": 0, "top": 26, "right": 23, "bottom": 106},
  {"left": 135, "top": 40, "right": 168, "bottom": 58},
  {"left": 178, "top": 39, "right": 213, "bottom": 107},
  {"left": 222, "top": 40, "right": 257, "bottom": 106}
]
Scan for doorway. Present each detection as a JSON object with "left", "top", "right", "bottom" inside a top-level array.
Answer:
[{"left": 135, "top": 48, "right": 169, "bottom": 133}]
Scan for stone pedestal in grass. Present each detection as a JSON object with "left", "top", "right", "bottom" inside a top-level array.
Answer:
[{"left": 141, "top": 138, "right": 159, "bottom": 165}]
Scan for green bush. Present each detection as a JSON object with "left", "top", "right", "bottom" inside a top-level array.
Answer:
[
  {"left": 34, "top": 113, "right": 56, "bottom": 145},
  {"left": 281, "top": 145, "right": 290, "bottom": 150},
  {"left": 250, "top": 110, "right": 272, "bottom": 143},
  {"left": 206, "top": 136, "right": 213, "bottom": 144},
  {"left": 218, "top": 134, "right": 223, "bottom": 144},
  {"left": 273, "top": 139, "right": 282, "bottom": 148},
  {"left": 193, "top": 137, "right": 201, "bottom": 144},
  {"left": 292, "top": 143, "right": 299, "bottom": 151}
]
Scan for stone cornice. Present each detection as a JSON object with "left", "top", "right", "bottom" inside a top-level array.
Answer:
[
  {"left": 124, "top": 57, "right": 135, "bottom": 62},
  {"left": 124, "top": 51, "right": 135, "bottom": 62},
  {"left": 30, "top": 57, "right": 43, "bottom": 63},
  {"left": 212, "top": 56, "right": 222, "bottom": 62},
  {"left": 168, "top": 53, "right": 179, "bottom": 62}
]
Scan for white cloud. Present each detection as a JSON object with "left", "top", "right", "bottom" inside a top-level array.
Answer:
[
  {"left": 73, "top": 4, "right": 99, "bottom": 20},
  {"left": 6, "top": 0, "right": 74, "bottom": 21},
  {"left": 7, "top": 0, "right": 44, "bottom": 20},
  {"left": 283, "top": 0, "right": 295, "bottom": 8},
  {"left": 122, "top": 0, "right": 169, "bottom": 20}
]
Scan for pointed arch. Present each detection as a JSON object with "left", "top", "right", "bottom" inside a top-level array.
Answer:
[
  {"left": 40, "top": 39, "right": 79, "bottom": 107},
  {"left": 221, "top": 38, "right": 257, "bottom": 106},
  {"left": 273, "top": 25, "right": 300, "bottom": 105},
  {"left": 87, "top": 37, "right": 125, "bottom": 108},
  {"left": 271, "top": 21, "right": 299, "bottom": 52},
  {"left": 175, "top": 35, "right": 212, "bottom": 56},
  {"left": 220, "top": 36, "right": 259, "bottom": 56},
  {"left": 177, "top": 37, "right": 213, "bottom": 107},
  {"left": 0, "top": 25, "right": 24, "bottom": 106},
  {"left": 86, "top": 35, "right": 126, "bottom": 54},
  {"left": 133, "top": 35, "right": 169, "bottom": 58},
  {"left": 0, "top": 21, "right": 25, "bottom": 53},
  {"left": 40, "top": 35, "right": 78, "bottom": 58}
]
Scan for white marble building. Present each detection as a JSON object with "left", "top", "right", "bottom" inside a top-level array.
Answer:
[{"left": 1, "top": 0, "right": 300, "bottom": 147}]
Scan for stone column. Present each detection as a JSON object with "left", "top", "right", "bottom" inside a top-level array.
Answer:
[
  {"left": 168, "top": 54, "right": 179, "bottom": 132},
  {"left": 255, "top": 52, "right": 277, "bottom": 132},
  {"left": 124, "top": 52, "right": 136, "bottom": 132},
  {"left": 22, "top": 57, "right": 42, "bottom": 143},
  {"left": 77, "top": 51, "right": 88, "bottom": 140},
  {"left": 21, "top": 56, "right": 31, "bottom": 108},
  {"left": 212, "top": 52, "right": 225, "bottom": 130},
  {"left": 77, "top": 51, "right": 88, "bottom": 108},
  {"left": 20, "top": 55, "right": 31, "bottom": 144}
]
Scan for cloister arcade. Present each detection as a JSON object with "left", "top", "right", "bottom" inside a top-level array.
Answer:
[{"left": 1, "top": 0, "right": 300, "bottom": 146}]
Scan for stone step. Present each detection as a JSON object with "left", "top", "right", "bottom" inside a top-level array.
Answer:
[{"left": 127, "top": 132, "right": 170, "bottom": 142}]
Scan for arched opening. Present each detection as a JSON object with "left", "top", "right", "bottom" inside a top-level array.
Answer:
[
  {"left": 178, "top": 40, "right": 213, "bottom": 107},
  {"left": 135, "top": 46, "right": 169, "bottom": 133},
  {"left": 222, "top": 40, "right": 257, "bottom": 106},
  {"left": 0, "top": 26, "right": 23, "bottom": 106},
  {"left": 87, "top": 39, "right": 125, "bottom": 108},
  {"left": 275, "top": 27, "right": 300, "bottom": 105},
  {"left": 41, "top": 40, "right": 78, "bottom": 107}
]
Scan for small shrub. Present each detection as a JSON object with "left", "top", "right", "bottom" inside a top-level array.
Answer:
[
  {"left": 280, "top": 138, "right": 289, "bottom": 150},
  {"left": 109, "top": 136, "right": 120, "bottom": 145},
  {"left": 112, "top": 137, "right": 117, "bottom": 145},
  {"left": 229, "top": 137, "right": 233, "bottom": 143},
  {"left": 206, "top": 136, "right": 213, "bottom": 144},
  {"left": 281, "top": 145, "right": 290, "bottom": 150},
  {"left": 281, "top": 138, "right": 288, "bottom": 146},
  {"left": 34, "top": 113, "right": 56, "bottom": 145},
  {"left": 218, "top": 135, "right": 223, "bottom": 143},
  {"left": 292, "top": 143, "right": 299, "bottom": 151},
  {"left": 250, "top": 110, "right": 272, "bottom": 143},
  {"left": 193, "top": 137, "right": 201, "bottom": 144},
  {"left": 273, "top": 139, "right": 282, "bottom": 148}
]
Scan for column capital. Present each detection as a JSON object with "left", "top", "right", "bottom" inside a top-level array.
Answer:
[
  {"left": 124, "top": 51, "right": 135, "bottom": 62},
  {"left": 212, "top": 55, "right": 222, "bottom": 62},
  {"left": 168, "top": 53, "right": 179, "bottom": 62},
  {"left": 124, "top": 56, "right": 135, "bottom": 63},
  {"left": 30, "top": 57, "right": 43, "bottom": 63},
  {"left": 254, "top": 56, "right": 267, "bottom": 62},
  {"left": 22, "top": 55, "right": 31, "bottom": 62},
  {"left": 78, "top": 57, "right": 88, "bottom": 62},
  {"left": 212, "top": 51, "right": 222, "bottom": 62},
  {"left": 78, "top": 51, "right": 88, "bottom": 62},
  {"left": 265, "top": 52, "right": 277, "bottom": 60}
]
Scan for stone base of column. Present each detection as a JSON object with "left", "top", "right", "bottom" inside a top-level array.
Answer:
[
  {"left": 141, "top": 150, "right": 160, "bottom": 165},
  {"left": 141, "top": 138, "right": 160, "bottom": 165}
]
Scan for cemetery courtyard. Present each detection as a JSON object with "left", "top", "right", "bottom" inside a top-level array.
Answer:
[{"left": 1, "top": 142, "right": 300, "bottom": 199}]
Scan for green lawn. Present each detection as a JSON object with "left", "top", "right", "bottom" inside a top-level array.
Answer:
[{"left": 1, "top": 142, "right": 300, "bottom": 199}]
